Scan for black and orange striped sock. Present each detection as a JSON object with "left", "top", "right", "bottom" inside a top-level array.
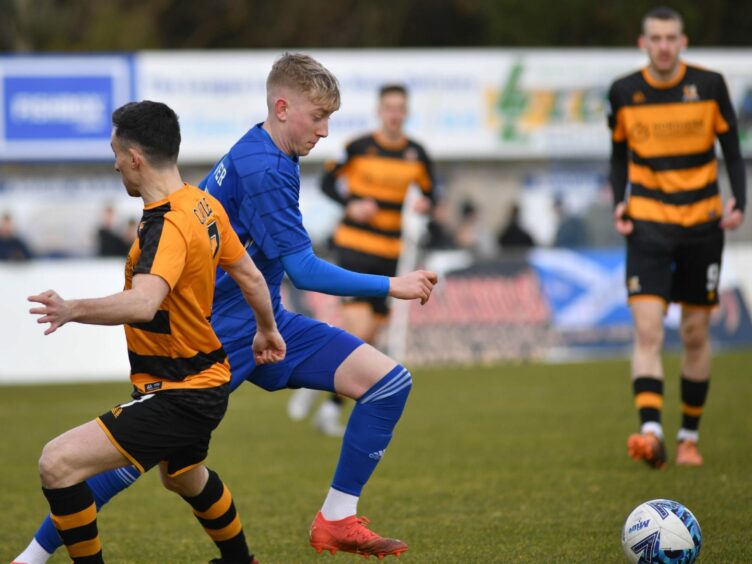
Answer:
[
  {"left": 183, "top": 469, "right": 251, "bottom": 563},
  {"left": 680, "top": 376, "right": 709, "bottom": 435},
  {"left": 42, "top": 482, "right": 102, "bottom": 563},
  {"left": 632, "top": 376, "right": 663, "bottom": 430}
]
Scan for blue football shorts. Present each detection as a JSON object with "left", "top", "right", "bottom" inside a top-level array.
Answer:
[{"left": 224, "top": 311, "right": 364, "bottom": 392}]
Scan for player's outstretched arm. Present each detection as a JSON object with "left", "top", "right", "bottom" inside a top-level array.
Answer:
[
  {"left": 388, "top": 270, "right": 438, "bottom": 305},
  {"left": 28, "top": 274, "right": 169, "bottom": 335},
  {"left": 281, "top": 246, "right": 389, "bottom": 297},
  {"left": 223, "top": 254, "right": 286, "bottom": 365}
]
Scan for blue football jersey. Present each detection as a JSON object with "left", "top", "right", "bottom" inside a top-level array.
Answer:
[{"left": 200, "top": 123, "right": 312, "bottom": 341}]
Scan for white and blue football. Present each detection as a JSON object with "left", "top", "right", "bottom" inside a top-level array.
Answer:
[{"left": 622, "top": 499, "right": 702, "bottom": 563}]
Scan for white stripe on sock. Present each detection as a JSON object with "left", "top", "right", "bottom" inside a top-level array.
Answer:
[
  {"left": 360, "top": 370, "right": 410, "bottom": 404},
  {"left": 364, "top": 379, "right": 413, "bottom": 404}
]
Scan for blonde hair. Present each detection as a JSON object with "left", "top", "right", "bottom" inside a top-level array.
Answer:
[{"left": 267, "top": 52, "right": 341, "bottom": 112}]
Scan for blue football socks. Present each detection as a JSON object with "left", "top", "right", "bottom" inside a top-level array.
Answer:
[{"left": 332, "top": 364, "right": 412, "bottom": 496}]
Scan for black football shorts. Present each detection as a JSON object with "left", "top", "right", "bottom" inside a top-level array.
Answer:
[
  {"left": 337, "top": 247, "right": 398, "bottom": 315},
  {"left": 97, "top": 385, "right": 229, "bottom": 477},
  {"left": 626, "top": 222, "right": 724, "bottom": 307}
]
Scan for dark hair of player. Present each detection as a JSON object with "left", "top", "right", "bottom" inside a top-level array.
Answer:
[
  {"left": 112, "top": 100, "right": 181, "bottom": 167},
  {"left": 642, "top": 6, "right": 684, "bottom": 33},
  {"left": 379, "top": 84, "right": 408, "bottom": 99}
]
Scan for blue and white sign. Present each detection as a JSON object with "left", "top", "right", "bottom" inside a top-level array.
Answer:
[
  {"left": 0, "top": 56, "right": 133, "bottom": 160},
  {"left": 529, "top": 247, "right": 752, "bottom": 357},
  {"left": 529, "top": 248, "right": 630, "bottom": 330}
]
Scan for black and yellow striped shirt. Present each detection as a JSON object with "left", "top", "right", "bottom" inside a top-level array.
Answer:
[
  {"left": 124, "top": 184, "right": 246, "bottom": 394},
  {"left": 608, "top": 62, "right": 745, "bottom": 231},
  {"left": 322, "top": 132, "right": 434, "bottom": 260}
]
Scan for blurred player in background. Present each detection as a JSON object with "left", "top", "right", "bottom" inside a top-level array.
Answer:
[
  {"left": 23, "top": 100, "right": 284, "bottom": 564},
  {"left": 16, "top": 54, "right": 436, "bottom": 564},
  {"left": 0, "top": 212, "right": 33, "bottom": 261},
  {"left": 608, "top": 6, "right": 746, "bottom": 469},
  {"left": 287, "top": 83, "right": 435, "bottom": 436}
]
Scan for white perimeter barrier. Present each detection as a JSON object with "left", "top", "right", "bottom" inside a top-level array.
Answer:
[
  {"left": 2, "top": 245, "right": 751, "bottom": 383},
  {"left": 0, "top": 259, "right": 129, "bottom": 384}
]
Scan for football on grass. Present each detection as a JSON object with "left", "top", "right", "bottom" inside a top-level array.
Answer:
[{"left": 621, "top": 499, "right": 702, "bottom": 563}]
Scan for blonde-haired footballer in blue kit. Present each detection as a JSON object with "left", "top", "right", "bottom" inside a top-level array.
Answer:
[
  {"left": 287, "top": 82, "right": 436, "bottom": 437},
  {"left": 15, "top": 53, "right": 436, "bottom": 564}
]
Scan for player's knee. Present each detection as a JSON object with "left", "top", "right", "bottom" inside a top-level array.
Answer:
[
  {"left": 159, "top": 469, "right": 183, "bottom": 493},
  {"left": 38, "top": 441, "right": 68, "bottom": 488},
  {"left": 680, "top": 321, "right": 708, "bottom": 351},
  {"left": 159, "top": 464, "right": 209, "bottom": 496},
  {"left": 634, "top": 323, "right": 664, "bottom": 352}
]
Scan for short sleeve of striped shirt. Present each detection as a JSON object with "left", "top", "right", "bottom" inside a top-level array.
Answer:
[
  {"left": 133, "top": 217, "right": 187, "bottom": 289},
  {"left": 216, "top": 206, "right": 247, "bottom": 267}
]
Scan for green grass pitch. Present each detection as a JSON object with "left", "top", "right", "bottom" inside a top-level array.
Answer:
[{"left": 1, "top": 351, "right": 751, "bottom": 563}]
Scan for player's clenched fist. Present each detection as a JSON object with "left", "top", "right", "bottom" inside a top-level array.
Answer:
[
  {"left": 388, "top": 270, "right": 438, "bottom": 305},
  {"left": 252, "top": 328, "right": 287, "bottom": 365}
]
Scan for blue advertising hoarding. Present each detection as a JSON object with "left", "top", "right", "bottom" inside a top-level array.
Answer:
[
  {"left": 0, "top": 55, "right": 133, "bottom": 161},
  {"left": 529, "top": 248, "right": 752, "bottom": 357}
]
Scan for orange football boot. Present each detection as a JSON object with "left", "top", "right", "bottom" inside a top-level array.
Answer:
[
  {"left": 676, "top": 440, "right": 703, "bottom": 466},
  {"left": 627, "top": 432, "right": 667, "bottom": 469},
  {"left": 310, "top": 512, "right": 408, "bottom": 559}
]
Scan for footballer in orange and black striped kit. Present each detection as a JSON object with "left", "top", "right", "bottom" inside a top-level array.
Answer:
[
  {"left": 322, "top": 86, "right": 434, "bottom": 325},
  {"left": 324, "top": 131, "right": 434, "bottom": 268},
  {"left": 609, "top": 60, "right": 744, "bottom": 306},
  {"left": 27, "top": 100, "right": 283, "bottom": 564},
  {"left": 607, "top": 7, "right": 746, "bottom": 471}
]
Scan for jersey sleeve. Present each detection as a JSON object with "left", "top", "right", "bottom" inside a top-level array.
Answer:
[
  {"left": 713, "top": 74, "right": 747, "bottom": 212},
  {"left": 236, "top": 168, "right": 312, "bottom": 260},
  {"left": 320, "top": 152, "right": 351, "bottom": 206},
  {"left": 714, "top": 74, "right": 737, "bottom": 134},
  {"left": 213, "top": 200, "right": 247, "bottom": 268},
  {"left": 133, "top": 215, "right": 187, "bottom": 290},
  {"left": 607, "top": 82, "right": 626, "bottom": 142},
  {"left": 607, "top": 81, "right": 629, "bottom": 205},
  {"left": 415, "top": 144, "right": 436, "bottom": 201}
]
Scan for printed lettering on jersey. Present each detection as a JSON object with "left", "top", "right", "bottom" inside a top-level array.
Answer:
[
  {"left": 403, "top": 147, "right": 418, "bottom": 162},
  {"left": 652, "top": 118, "right": 706, "bottom": 139},
  {"left": 629, "top": 122, "right": 650, "bottom": 143},
  {"left": 193, "top": 197, "right": 214, "bottom": 225},
  {"left": 683, "top": 84, "right": 700, "bottom": 102},
  {"left": 214, "top": 161, "right": 227, "bottom": 186}
]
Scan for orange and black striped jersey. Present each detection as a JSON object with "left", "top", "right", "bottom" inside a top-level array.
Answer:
[
  {"left": 322, "top": 132, "right": 434, "bottom": 260},
  {"left": 124, "top": 183, "right": 246, "bottom": 394},
  {"left": 608, "top": 62, "right": 746, "bottom": 231}
]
